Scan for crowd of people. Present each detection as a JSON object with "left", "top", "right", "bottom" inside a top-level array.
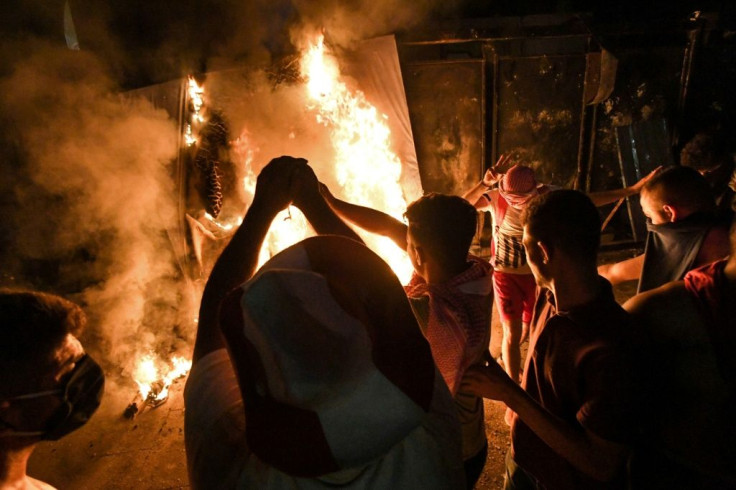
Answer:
[{"left": 2, "top": 130, "right": 735, "bottom": 489}]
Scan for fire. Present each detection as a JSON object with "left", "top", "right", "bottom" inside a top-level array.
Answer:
[
  {"left": 185, "top": 76, "right": 205, "bottom": 146},
  {"left": 133, "top": 354, "right": 192, "bottom": 404},
  {"left": 300, "top": 34, "right": 414, "bottom": 283}
]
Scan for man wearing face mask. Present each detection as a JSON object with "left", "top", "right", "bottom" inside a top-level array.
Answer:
[
  {"left": 0, "top": 290, "right": 105, "bottom": 490},
  {"left": 598, "top": 166, "right": 732, "bottom": 293}
]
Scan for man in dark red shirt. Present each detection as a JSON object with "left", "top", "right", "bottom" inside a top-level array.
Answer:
[
  {"left": 464, "top": 190, "right": 637, "bottom": 489},
  {"left": 623, "top": 215, "right": 736, "bottom": 489}
]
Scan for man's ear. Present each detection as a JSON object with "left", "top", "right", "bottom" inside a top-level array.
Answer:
[
  {"left": 662, "top": 204, "right": 677, "bottom": 222},
  {"left": 415, "top": 246, "right": 427, "bottom": 267},
  {"left": 538, "top": 241, "right": 552, "bottom": 265}
]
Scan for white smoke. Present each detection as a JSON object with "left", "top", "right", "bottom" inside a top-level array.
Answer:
[{"left": 0, "top": 39, "right": 188, "bottom": 380}]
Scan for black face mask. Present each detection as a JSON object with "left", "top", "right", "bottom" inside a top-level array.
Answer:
[{"left": 0, "top": 354, "right": 105, "bottom": 441}]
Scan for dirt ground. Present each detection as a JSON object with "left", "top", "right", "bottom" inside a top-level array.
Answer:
[{"left": 28, "top": 253, "right": 640, "bottom": 490}]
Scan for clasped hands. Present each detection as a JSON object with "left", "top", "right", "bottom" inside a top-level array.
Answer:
[{"left": 252, "top": 155, "right": 323, "bottom": 213}]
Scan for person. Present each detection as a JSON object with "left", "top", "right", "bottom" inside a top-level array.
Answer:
[
  {"left": 184, "top": 156, "right": 465, "bottom": 489},
  {"left": 622, "top": 215, "right": 736, "bottom": 489},
  {"left": 0, "top": 290, "right": 105, "bottom": 490},
  {"left": 319, "top": 184, "right": 493, "bottom": 488},
  {"left": 463, "top": 157, "right": 656, "bottom": 384},
  {"left": 680, "top": 131, "right": 736, "bottom": 212},
  {"left": 462, "top": 190, "right": 638, "bottom": 490},
  {"left": 598, "top": 165, "right": 731, "bottom": 293}
]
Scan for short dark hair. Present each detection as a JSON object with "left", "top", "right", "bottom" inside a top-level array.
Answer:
[
  {"left": 0, "top": 290, "right": 86, "bottom": 394},
  {"left": 405, "top": 193, "right": 477, "bottom": 269},
  {"left": 642, "top": 165, "right": 714, "bottom": 213},
  {"left": 521, "top": 190, "right": 600, "bottom": 263},
  {"left": 680, "top": 132, "right": 729, "bottom": 171}
]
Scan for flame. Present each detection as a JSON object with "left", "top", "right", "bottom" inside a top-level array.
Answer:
[
  {"left": 300, "top": 35, "right": 414, "bottom": 283},
  {"left": 185, "top": 76, "right": 206, "bottom": 147},
  {"left": 229, "top": 37, "right": 415, "bottom": 281},
  {"left": 133, "top": 354, "right": 192, "bottom": 403}
]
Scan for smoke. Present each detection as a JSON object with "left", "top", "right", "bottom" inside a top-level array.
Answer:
[
  {"left": 0, "top": 38, "right": 188, "bottom": 383},
  {"left": 292, "top": 0, "right": 457, "bottom": 49},
  {"left": 0, "top": 0, "right": 451, "bottom": 391}
]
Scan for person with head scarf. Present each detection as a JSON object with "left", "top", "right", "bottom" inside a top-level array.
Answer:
[
  {"left": 185, "top": 156, "right": 465, "bottom": 489},
  {"left": 317, "top": 180, "right": 493, "bottom": 489},
  {"left": 463, "top": 156, "right": 659, "bottom": 388}
]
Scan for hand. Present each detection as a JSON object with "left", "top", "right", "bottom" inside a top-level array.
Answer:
[
  {"left": 252, "top": 156, "right": 308, "bottom": 212},
  {"left": 318, "top": 182, "right": 336, "bottom": 202},
  {"left": 461, "top": 361, "right": 516, "bottom": 401},
  {"left": 291, "top": 163, "right": 322, "bottom": 209},
  {"left": 632, "top": 165, "right": 664, "bottom": 192},
  {"left": 482, "top": 154, "right": 513, "bottom": 186}
]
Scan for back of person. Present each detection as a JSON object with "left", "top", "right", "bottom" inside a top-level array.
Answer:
[
  {"left": 185, "top": 235, "right": 466, "bottom": 489},
  {"left": 625, "top": 260, "right": 736, "bottom": 489}
]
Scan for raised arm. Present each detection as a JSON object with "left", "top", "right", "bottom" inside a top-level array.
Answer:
[
  {"left": 597, "top": 253, "right": 645, "bottom": 285},
  {"left": 192, "top": 156, "right": 302, "bottom": 363},
  {"left": 462, "top": 154, "right": 510, "bottom": 208},
  {"left": 291, "top": 164, "right": 363, "bottom": 244},
  {"left": 319, "top": 183, "right": 408, "bottom": 250},
  {"left": 588, "top": 166, "right": 663, "bottom": 207},
  {"left": 463, "top": 362, "right": 629, "bottom": 482}
]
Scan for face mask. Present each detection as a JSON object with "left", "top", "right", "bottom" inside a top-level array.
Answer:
[{"left": 0, "top": 354, "right": 105, "bottom": 440}]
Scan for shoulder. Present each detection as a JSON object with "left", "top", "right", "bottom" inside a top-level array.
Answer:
[
  {"left": 698, "top": 219, "right": 731, "bottom": 264},
  {"left": 623, "top": 281, "right": 705, "bottom": 338},
  {"left": 623, "top": 281, "right": 688, "bottom": 314},
  {"left": 539, "top": 183, "right": 560, "bottom": 193},
  {"left": 26, "top": 477, "right": 57, "bottom": 490}
]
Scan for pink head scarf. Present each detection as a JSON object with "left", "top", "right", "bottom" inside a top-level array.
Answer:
[{"left": 499, "top": 164, "right": 538, "bottom": 208}]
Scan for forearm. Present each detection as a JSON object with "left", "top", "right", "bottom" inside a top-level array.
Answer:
[
  {"left": 296, "top": 196, "right": 363, "bottom": 244},
  {"left": 324, "top": 195, "right": 408, "bottom": 249},
  {"left": 193, "top": 199, "right": 278, "bottom": 362},
  {"left": 588, "top": 187, "right": 636, "bottom": 207},
  {"left": 462, "top": 182, "right": 489, "bottom": 207},
  {"left": 504, "top": 387, "right": 628, "bottom": 481},
  {"left": 597, "top": 254, "right": 644, "bottom": 284}
]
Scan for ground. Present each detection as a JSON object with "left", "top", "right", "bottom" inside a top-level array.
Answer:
[{"left": 28, "top": 253, "right": 640, "bottom": 489}]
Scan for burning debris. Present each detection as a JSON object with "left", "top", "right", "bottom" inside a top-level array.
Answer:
[{"left": 125, "top": 355, "right": 192, "bottom": 418}]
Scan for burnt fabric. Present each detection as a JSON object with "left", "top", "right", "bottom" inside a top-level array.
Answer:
[
  {"left": 510, "top": 279, "right": 637, "bottom": 490},
  {"left": 638, "top": 212, "right": 719, "bottom": 293},
  {"left": 185, "top": 236, "right": 464, "bottom": 489}
]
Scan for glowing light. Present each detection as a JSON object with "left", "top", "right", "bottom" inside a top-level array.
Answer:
[
  {"left": 185, "top": 76, "right": 206, "bottom": 147},
  {"left": 133, "top": 354, "right": 192, "bottom": 403},
  {"left": 300, "top": 34, "right": 413, "bottom": 283}
]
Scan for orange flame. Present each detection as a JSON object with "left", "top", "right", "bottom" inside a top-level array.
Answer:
[
  {"left": 185, "top": 76, "right": 205, "bottom": 147},
  {"left": 300, "top": 34, "right": 413, "bottom": 283},
  {"left": 133, "top": 355, "right": 192, "bottom": 403}
]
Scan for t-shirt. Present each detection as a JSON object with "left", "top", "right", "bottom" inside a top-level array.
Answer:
[
  {"left": 184, "top": 349, "right": 465, "bottom": 489},
  {"left": 510, "top": 279, "right": 637, "bottom": 489},
  {"left": 478, "top": 185, "right": 557, "bottom": 274}
]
